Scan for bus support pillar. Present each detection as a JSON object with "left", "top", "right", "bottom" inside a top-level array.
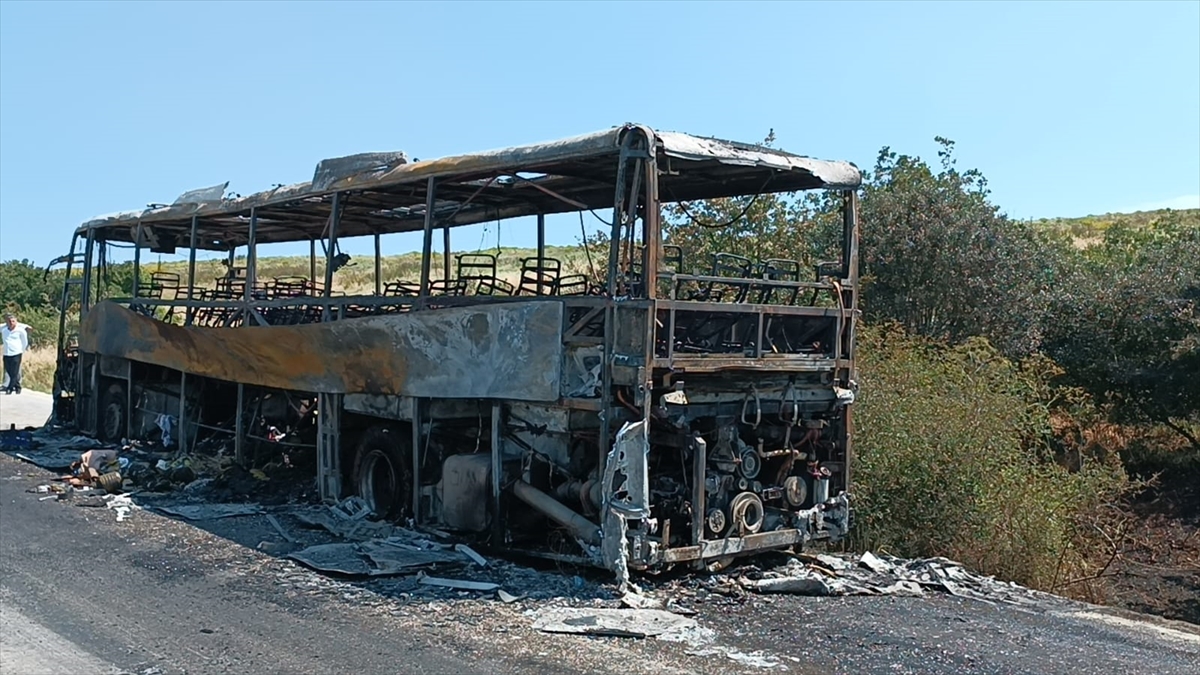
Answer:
[{"left": 317, "top": 392, "right": 342, "bottom": 503}]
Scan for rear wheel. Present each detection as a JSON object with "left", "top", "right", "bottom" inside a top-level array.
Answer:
[
  {"left": 98, "top": 383, "right": 126, "bottom": 443},
  {"left": 352, "top": 425, "right": 412, "bottom": 520}
]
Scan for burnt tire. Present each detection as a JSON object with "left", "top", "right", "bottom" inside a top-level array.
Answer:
[
  {"left": 98, "top": 383, "right": 126, "bottom": 443},
  {"left": 352, "top": 425, "right": 412, "bottom": 520}
]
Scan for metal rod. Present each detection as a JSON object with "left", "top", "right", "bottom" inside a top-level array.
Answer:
[
  {"left": 81, "top": 230, "right": 95, "bottom": 315},
  {"left": 132, "top": 224, "right": 142, "bottom": 300},
  {"left": 511, "top": 174, "right": 589, "bottom": 210},
  {"left": 512, "top": 481, "right": 600, "bottom": 546},
  {"left": 245, "top": 209, "right": 257, "bottom": 304},
  {"left": 536, "top": 213, "right": 546, "bottom": 296},
  {"left": 178, "top": 371, "right": 187, "bottom": 453},
  {"left": 186, "top": 216, "right": 198, "bottom": 325},
  {"left": 442, "top": 224, "right": 451, "bottom": 284},
  {"left": 235, "top": 383, "right": 245, "bottom": 465},
  {"left": 691, "top": 435, "right": 706, "bottom": 550},
  {"left": 374, "top": 232, "right": 382, "bottom": 296},
  {"left": 411, "top": 398, "right": 422, "bottom": 519},
  {"left": 842, "top": 190, "right": 856, "bottom": 281},
  {"left": 643, "top": 148, "right": 660, "bottom": 300},
  {"left": 491, "top": 402, "right": 502, "bottom": 544},
  {"left": 309, "top": 239, "right": 317, "bottom": 285},
  {"left": 608, "top": 137, "right": 632, "bottom": 295},
  {"left": 418, "top": 177, "right": 437, "bottom": 304},
  {"left": 323, "top": 192, "right": 341, "bottom": 320}
]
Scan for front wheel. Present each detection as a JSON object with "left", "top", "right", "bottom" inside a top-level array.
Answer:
[{"left": 352, "top": 425, "right": 412, "bottom": 520}]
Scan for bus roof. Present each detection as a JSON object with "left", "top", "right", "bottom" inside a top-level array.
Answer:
[{"left": 76, "top": 124, "right": 861, "bottom": 251}]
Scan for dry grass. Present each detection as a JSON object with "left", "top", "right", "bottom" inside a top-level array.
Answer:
[
  {"left": 8, "top": 346, "right": 57, "bottom": 394},
  {"left": 149, "top": 245, "right": 601, "bottom": 297}
]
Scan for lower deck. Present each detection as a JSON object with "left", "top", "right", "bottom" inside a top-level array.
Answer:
[{"left": 56, "top": 308, "right": 853, "bottom": 575}]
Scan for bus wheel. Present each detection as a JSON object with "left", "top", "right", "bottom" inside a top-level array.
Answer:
[
  {"left": 99, "top": 383, "right": 127, "bottom": 443},
  {"left": 352, "top": 425, "right": 412, "bottom": 520}
]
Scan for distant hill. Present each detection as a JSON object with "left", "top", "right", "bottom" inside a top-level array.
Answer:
[
  {"left": 1027, "top": 208, "right": 1200, "bottom": 245},
  {"left": 143, "top": 209, "right": 1199, "bottom": 291}
]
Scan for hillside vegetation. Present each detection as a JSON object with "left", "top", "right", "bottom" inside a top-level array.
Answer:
[{"left": 1031, "top": 208, "right": 1200, "bottom": 244}]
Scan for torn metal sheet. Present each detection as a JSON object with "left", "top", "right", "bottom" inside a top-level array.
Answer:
[
  {"left": 656, "top": 130, "right": 861, "bottom": 188},
  {"left": 605, "top": 421, "right": 649, "bottom": 519},
  {"left": 172, "top": 182, "right": 229, "bottom": 205},
  {"left": 289, "top": 541, "right": 462, "bottom": 577},
  {"left": 157, "top": 504, "right": 264, "bottom": 520},
  {"left": 293, "top": 508, "right": 398, "bottom": 540},
  {"left": 497, "top": 590, "right": 523, "bottom": 604},
  {"left": 599, "top": 421, "right": 650, "bottom": 590},
  {"left": 455, "top": 544, "right": 488, "bottom": 567},
  {"left": 530, "top": 607, "right": 699, "bottom": 639},
  {"left": 81, "top": 300, "right": 563, "bottom": 400},
  {"left": 742, "top": 552, "right": 1045, "bottom": 605},
  {"left": 417, "top": 572, "right": 499, "bottom": 592},
  {"left": 312, "top": 151, "right": 409, "bottom": 191}
]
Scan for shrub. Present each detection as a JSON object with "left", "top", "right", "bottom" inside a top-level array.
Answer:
[{"left": 850, "top": 324, "right": 1131, "bottom": 595}]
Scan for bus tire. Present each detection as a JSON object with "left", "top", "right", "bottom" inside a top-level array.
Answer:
[
  {"left": 352, "top": 425, "right": 412, "bottom": 521},
  {"left": 98, "top": 382, "right": 126, "bottom": 443}
]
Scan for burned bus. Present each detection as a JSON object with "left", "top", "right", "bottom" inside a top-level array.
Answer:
[{"left": 50, "top": 124, "right": 861, "bottom": 575}]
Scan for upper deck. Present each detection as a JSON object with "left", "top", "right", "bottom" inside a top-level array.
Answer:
[{"left": 76, "top": 124, "right": 860, "bottom": 250}]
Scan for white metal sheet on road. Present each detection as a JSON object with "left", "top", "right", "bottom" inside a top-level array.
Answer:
[
  {"left": 0, "top": 390, "right": 52, "bottom": 430},
  {"left": 0, "top": 594, "right": 122, "bottom": 675}
]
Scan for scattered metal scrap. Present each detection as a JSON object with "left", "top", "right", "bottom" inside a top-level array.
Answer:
[
  {"left": 288, "top": 539, "right": 464, "bottom": 577},
  {"left": 530, "top": 607, "right": 700, "bottom": 639},
  {"left": 156, "top": 503, "right": 265, "bottom": 520},
  {"left": 737, "top": 551, "right": 1046, "bottom": 606}
]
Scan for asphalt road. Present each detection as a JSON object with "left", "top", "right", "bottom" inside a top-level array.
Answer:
[
  {"left": 0, "top": 389, "right": 52, "bottom": 430},
  {"left": 1, "top": 395, "right": 1198, "bottom": 675},
  {"left": 0, "top": 452, "right": 740, "bottom": 675}
]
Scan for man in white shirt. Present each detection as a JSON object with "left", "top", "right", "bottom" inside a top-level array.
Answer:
[{"left": 2, "top": 313, "right": 32, "bottom": 395}]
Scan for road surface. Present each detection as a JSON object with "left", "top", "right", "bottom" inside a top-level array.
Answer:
[
  {"left": 0, "top": 389, "right": 52, "bottom": 430},
  {"left": 1, "top": 393, "right": 1198, "bottom": 674}
]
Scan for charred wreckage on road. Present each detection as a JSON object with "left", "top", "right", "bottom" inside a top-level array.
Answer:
[{"left": 48, "top": 124, "right": 862, "bottom": 579}]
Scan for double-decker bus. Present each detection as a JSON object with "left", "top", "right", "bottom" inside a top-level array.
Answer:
[{"left": 50, "top": 123, "right": 861, "bottom": 575}]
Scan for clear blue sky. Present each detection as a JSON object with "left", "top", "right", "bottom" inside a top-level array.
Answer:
[{"left": 1, "top": 0, "right": 1197, "bottom": 266}]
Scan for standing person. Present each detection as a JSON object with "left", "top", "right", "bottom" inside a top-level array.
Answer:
[{"left": 2, "top": 313, "right": 32, "bottom": 394}]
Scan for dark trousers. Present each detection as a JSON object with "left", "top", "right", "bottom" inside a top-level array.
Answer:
[{"left": 3, "top": 354, "right": 21, "bottom": 392}]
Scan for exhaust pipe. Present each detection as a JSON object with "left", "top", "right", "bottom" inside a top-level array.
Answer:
[{"left": 512, "top": 480, "right": 601, "bottom": 546}]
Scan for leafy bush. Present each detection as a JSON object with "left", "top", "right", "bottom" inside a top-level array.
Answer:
[
  {"left": 1043, "top": 215, "right": 1200, "bottom": 450},
  {"left": 850, "top": 324, "right": 1131, "bottom": 594}
]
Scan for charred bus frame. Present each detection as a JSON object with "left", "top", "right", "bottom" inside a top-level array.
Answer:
[{"left": 50, "top": 124, "right": 861, "bottom": 574}]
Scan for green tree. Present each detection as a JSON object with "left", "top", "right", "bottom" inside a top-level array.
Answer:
[
  {"left": 857, "top": 138, "right": 1070, "bottom": 357},
  {"left": 0, "top": 259, "right": 62, "bottom": 310},
  {"left": 661, "top": 136, "right": 1074, "bottom": 357},
  {"left": 1044, "top": 216, "right": 1200, "bottom": 449}
]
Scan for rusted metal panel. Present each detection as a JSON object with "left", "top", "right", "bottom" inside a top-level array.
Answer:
[
  {"left": 80, "top": 301, "right": 563, "bottom": 401},
  {"left": 658, "top": 529, "right": 807, "bottom": 564}
]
